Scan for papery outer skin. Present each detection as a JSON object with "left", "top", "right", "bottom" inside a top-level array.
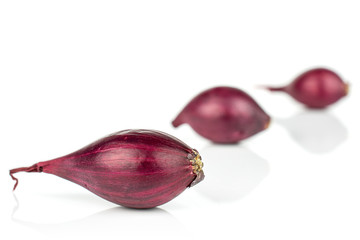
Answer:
[
  {"left": 268, "top": 68, "right": 348, "bottom": 108},
  {"left": 172, "top": 87, "right": 271, "bottom": 143},
  {"left": 26, "top": 130, "right": 203, "bottom": 209}
]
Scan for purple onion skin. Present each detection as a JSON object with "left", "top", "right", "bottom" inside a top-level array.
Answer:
[
  {"left": 10, "top": 129, "right": 204, "bottom": 209},
  {"left": 172, "top": 87, "right": 271, "bottom": 143},
  {"left": 265, "top": 68, "right": 349, "bottom": 108}
]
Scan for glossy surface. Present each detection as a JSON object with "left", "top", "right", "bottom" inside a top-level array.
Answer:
[
  {"left": 266, "top": 68, "right": 348, "bottom": 108},
  {"left": 173, "top": 87, "right": 271, "bottom": 143},
  {"left": 2, "top": 1, "right": 360, "bottom": 240},
  {"left": 10, "top": 130, "right": 204, "bottom": 208}
]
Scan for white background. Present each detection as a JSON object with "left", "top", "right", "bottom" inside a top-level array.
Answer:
[{"left": 1, "top": 1, "right": 359, "bottom": 239}]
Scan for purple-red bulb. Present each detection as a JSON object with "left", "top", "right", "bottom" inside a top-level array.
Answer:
[
  {"left": 172, "top": 86, "right": 271, "bottom": 143},
  {"left": 10, "top": 129, "right": 204, "bottom": 209},
  {"left": 264, "top": 68, "right": 349, "bottom": 108}
]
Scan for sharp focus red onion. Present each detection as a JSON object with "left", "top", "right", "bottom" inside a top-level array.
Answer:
[
  {"left": 10, "top": 129, "right": 204, "bottom": 209},
  {"left": 172, "top": 86, "right": 271, "bottom": 143},
  {"left": 263, "top": 68, "right": 349, "bottom": 108}
]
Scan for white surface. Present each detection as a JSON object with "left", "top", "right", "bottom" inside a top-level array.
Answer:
[{"left": 1, "top": 1, "right": 359, "bottom": 239}]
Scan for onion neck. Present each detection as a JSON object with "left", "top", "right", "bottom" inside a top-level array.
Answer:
[
  {"left": 265, "top": 86, "right": 287, "bottom": 92},
  {"left": 10, "top": 164, "right": 43, "bottom": 191},
  {"left": 172, "top": 114, "right": 185, "bottom": 128}
]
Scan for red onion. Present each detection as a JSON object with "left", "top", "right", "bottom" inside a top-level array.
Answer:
[
  {"left": 172, "top": 86, "right": 271, "bottom": 143},
  {"left": 10, "top": 129, "right": 204, "bottom": 209},
  {"left": 263, "top": 68, "right": 349, "bottom": 108}
]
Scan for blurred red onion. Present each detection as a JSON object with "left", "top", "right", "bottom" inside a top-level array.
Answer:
[
  {"left": 263, "top": 68, "right": 349, "bottom": 108},
  {"left": 172, "top": 86, "right": 271, "bottom": 143}
]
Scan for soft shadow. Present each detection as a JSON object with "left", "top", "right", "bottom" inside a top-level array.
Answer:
[
  {"left": 12, "top": 194, "right": 182, "bottom": 238},
  {"left": 196, "top": 144, "right": 269, "bottom": 202},
  {"left": 276, "top": 110, "right": 348, "bottom": 154}
]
